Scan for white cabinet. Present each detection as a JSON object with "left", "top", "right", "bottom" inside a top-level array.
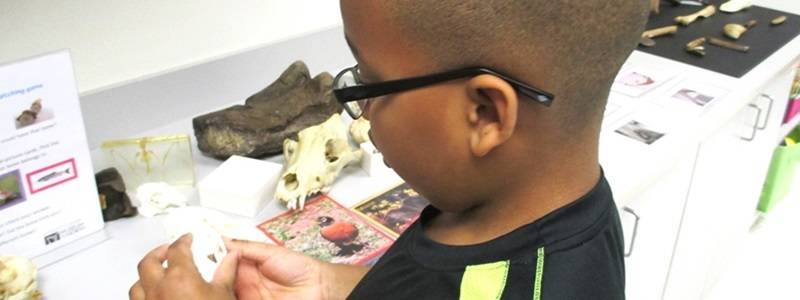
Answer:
[
  {"left": 622, "top": 149, "right": 697, "bottom": 300},
  {"left": 663, "top": 69, "right": 795, "bottom": 300}
]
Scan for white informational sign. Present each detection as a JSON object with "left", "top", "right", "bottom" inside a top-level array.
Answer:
[{"left": 0, "top": 51, "right": 105, "bottom": 264}]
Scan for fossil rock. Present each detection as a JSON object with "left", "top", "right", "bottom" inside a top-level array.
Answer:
[
  {"left": 193, "top": 61, "right": 342, "bottom": 159},
  {"left": 96, "top": 168, "right": 137, "bottom": 222}
]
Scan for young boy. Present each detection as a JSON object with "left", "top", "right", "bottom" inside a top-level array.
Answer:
[{"left": 130, "top": 1, "right": 649, "bottom": 299}]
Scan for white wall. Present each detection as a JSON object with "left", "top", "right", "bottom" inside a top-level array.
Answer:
[{"left": 0, "top": 0, "right": 342, "bottom": 95}]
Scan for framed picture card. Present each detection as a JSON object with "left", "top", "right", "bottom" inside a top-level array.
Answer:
[{"left": 258, "top": 195, "right": 394, "bottom": 265}]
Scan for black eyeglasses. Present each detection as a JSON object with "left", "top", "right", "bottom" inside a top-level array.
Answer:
[{"left": 332, "top": 65, "right": 555, "bottom": 119}]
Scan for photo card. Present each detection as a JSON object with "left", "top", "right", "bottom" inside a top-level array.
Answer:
[
  {"left": 655, "top": 79, "right": 730, "bottom": 114},
  {"left": 612, "top": 65, "right": 676, "bottom": 98},
  {"left": 614, "top": 120, "right": 666, "bottom": 145},
  {"left": 0, "top": 170, "right": 25, "bottom": 210},
  {"left": 354, "top": 182, "right": 429, "bottom": 237},
  {"left": 258, "top": 195, "right": 394, "bottom": 265}
]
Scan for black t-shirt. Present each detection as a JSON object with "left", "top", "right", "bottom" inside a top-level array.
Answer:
[{"left": 348, "top": 175, "right": 626, "bottom": 300}]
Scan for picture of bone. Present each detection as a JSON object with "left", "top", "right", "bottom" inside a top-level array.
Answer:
[
  {"left": 349, "top": 117, "right": 371, "bottom": 144},
  {"left": 275, "top": 114, "right": 363, "bottom": 210},
  {"left": 14, "top": 99, "right": 54, "bottom": 129},
  {"left": 0, "top": 255, "right": 42, "bottom": 300},
  {"left": 15, "top": 110, "right": 36, "bottom": 128},
  {"left": 612, "top": 66, "right": 676, "bottom": 98},
  {"left": 615, "top": 120, "right": 665, "bottom": 145}
]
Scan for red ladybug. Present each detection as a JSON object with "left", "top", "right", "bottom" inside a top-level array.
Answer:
[{"left": 318, "top": 216, "right": 364, "bottom": 256}]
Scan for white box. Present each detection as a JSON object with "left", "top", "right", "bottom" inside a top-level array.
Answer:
[
  {"left": 360, "top": 142, "right": 394, "bottom": 177},
  {"left": 198, "top": 155, "right": 282, "bottom": 217}
]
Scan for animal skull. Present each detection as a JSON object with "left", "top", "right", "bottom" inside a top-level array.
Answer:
[
  {"left": 276, "top": 114, "right": 362, "bottom": 209},
  {"left": 349, "top": 117, "right": 371, "bottom": 144},
  {"left": 0, "top": 256, "right": 42, "bottom": 300}
]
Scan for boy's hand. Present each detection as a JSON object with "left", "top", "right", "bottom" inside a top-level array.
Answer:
[
  {"left": 129, "top": 234, "right": 239, "bottom": 300},
  {"left": 226, "top": 239, "right": 326, "bottom": 300}
]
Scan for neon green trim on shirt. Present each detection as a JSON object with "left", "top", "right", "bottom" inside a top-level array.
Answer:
[
  {"left": 459, "top": 260, "right": 510, "bottom": 300},
  {"left": 533, "top": 247, "right": 545, "bottom": 300}
]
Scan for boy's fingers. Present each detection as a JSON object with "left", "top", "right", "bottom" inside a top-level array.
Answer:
[
  {"left": 166, "top": 233, "right": 197, "bottom": 271},
  {"left": 137, "top": 244, "right": 168, "bottom": 292},
  {"left": 212, "top": 250, "right": 240, "bottom": 289},
  {"left": 226, "top": 239, "right": 281, "bottom": 263}
]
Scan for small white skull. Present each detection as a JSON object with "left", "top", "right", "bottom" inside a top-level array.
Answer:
[
  {"left": 349, "top": 117, "right": 371, "bottom": 144},
  {"left": 276, "top": 114, "right": 362, "bottom": 209}
]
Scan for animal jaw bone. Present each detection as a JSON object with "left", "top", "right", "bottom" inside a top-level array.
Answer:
[
  {"left": 276, "top": 114, "right": 363, "bottom": 209},
  {"left": 349, "top": 117, "right": 371, "bottom": 144},
  {"left": 0, "top": 256, "right": 42, "bottom": 300}
]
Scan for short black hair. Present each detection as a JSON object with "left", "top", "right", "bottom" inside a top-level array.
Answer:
[{"left": 387, "top": 1, "right": 649, "bottom": 134}]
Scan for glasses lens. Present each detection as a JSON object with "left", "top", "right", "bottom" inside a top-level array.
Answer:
[
  {"left": 334, "top": 68, "right": 359, "bottom": 89},
  {"left": 345, "top": 102, "right": 363, "bottom": 118}
]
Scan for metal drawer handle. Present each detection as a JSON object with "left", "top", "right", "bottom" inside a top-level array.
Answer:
[
  {"left": 741, "top": 104, "right": 762, "bottom": 141},
  {"left": 757, "top": 94, "right": 774, "bottom": 130},
  {"left": 623, "top": 207, "right": 640, "bottom": 257}
]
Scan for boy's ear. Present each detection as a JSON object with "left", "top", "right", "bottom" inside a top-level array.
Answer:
[{"left": 465, "top": 74, "right": 519, "bottom": 157}]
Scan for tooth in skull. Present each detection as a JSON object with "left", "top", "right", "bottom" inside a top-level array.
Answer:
[
  {"left": 276, "top": 114, "right": 363, "bottom": 209},
  {"left": 349, "top": 117, "right": 371, "bottom": 144}
]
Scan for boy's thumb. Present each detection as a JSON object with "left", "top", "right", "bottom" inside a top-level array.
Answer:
[{"left": 212, "top": 250, "right": 240, "bottom": 290}]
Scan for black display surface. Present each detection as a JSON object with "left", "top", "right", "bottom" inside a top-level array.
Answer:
[{"left": 639, "top": 1, "right": 800, "bottom": 78}]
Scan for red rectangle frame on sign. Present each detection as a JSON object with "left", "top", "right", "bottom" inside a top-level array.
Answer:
[{"left": 26, "top": 158, "right": 78, "bottom": 194}]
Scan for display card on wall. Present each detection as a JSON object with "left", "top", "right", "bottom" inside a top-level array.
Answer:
[{"left": 0, "top": 51, "right": 105, "bottom": 265}]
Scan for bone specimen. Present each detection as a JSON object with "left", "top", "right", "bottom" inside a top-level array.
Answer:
[
  {"left": 650, "top": 0, "right": 660, "bottom": 14},
  {"left": 720, "top": 0, "right": 752, "bottom": 13},
  {"left": 724, "top": 20, "right": 757, "bottom": 40},
  {"left": 708, "top": 37, "right": 750, "bottom": 52},
  {"left": 0, "top": 256, "right": 42, "bottom": 300},
  {"left": 96, "top": 168, "right": 137, "bottom": 221},
  {"left": 772, "top": 16, "right": 787, "bottom": 26},
  {"left": 163, "top": 208, "right": 230, "bottom": 282},
  {"left": 349, "top": 117, "right": 371, "bottom": 144},
  {"left": 640, "top": 25, "right": 679, "bottom": 47},
  {"left": 275, "top": 114, "right": 363, "bottom": 209},
  {"left": 136, "top": 182, "right": 187, "bottom": 217},
  {"left": 193, "top": 61, "right": 342, "bottom": 159},
  {"left": 675, "top": 5, "right": 717, "bottom": 26},
  {"left": 686, "top": 37, "right": 708, "bottom": 56}
]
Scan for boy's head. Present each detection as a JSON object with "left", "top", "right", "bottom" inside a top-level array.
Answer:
[{"left": 339, "top": 1, "right": 648, "bottom": 211}]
